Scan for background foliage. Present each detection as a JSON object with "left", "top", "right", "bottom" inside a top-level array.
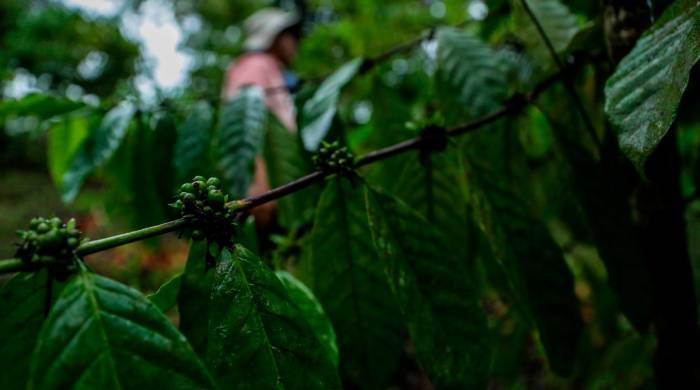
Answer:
[{"left": 2, "top": 0, "right": 700, "bottom": 388}]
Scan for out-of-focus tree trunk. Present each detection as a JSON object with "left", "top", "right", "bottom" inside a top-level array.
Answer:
[
  {"left": 602, "top": 0, "right": 700, "bottom": 387},
  {"left": 601, "top": 0, "right": 653, "bottom": 63}
]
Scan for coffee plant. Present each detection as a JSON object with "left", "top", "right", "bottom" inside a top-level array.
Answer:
[{"left": 1, "top": 0, "right": 700, "bottom": 388}]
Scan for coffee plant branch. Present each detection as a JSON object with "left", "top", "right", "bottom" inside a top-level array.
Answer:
[
  {"left": 266, "top": 19, "right": 473, "bottom": 95},
  {"left": 0, "top": 71, "right": 565, "bottom": 276},
  {"left": 518, "top": 0, "right": 601, "bottom": 149},
  {"left": 74, "top": 219, "right": 189, "bottom": 256},
  {"left": 358, "top": 19, "right": 471, "bottom": 75}
]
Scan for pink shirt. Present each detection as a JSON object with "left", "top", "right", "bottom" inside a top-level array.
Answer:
[{"left": 222, "top": 52, "right": 296, "bottom": 131}]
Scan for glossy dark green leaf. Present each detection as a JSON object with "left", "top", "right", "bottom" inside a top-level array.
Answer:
[
  {"left": 364, "top": 185, "right": 491, "bottom": 388},
  {"left": 303, "top": 177, "right": 404, "bottom": 388},
  {"left": 0, "top": 271, "right": 64, "bottom": 389},
  {"left": 174, "top": 100, "right": 214, "bottom": 182},
  {"left": 177, "top": 240, "right": 214, "bottom": 357},
  {"left": 604, "top": 0, "right": 700, "bottom": 173},
  {"left": 463, "top": 148, "right": 582, "bottom": 376},
  {"left": 512, "top": 0, "right": 580, "bottom": 68},
  {"left": 275, "top": 270, "right": 339, "bottom": 368},
  {"left": 263, "top": 115, "right": 319, "bottom": 228},
  {"left": 300, "top": 58, "right": 362, "bottom": 151},
  {"left": 217, "top": 86, "right": 267, "bottom": 198},
  {"left": 29, "top": 266, "right": 215, "bottom": 390},
  {"left": 147, "top": 273, "right": 182, "bottom": 313},
  {"left": 205, "top": 246, "right": 341, "bottom": 389},
  {"left": 61, "top": 101, "right": 136, "bottom": 203},
  {"left": 0, "top": 93, "right": 84, "bottom": 121}
]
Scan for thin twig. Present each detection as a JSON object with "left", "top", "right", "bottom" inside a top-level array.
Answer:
[
  {"left": 229, "top": 171, "right": 329, "bottom": 212},
  {"left": 0, "top": 257, "right": 56, "bottom": 274},
  {"left": 518, "top": 0, "right": 601, "bottom": 149},
  {"left": 266, "top": 19, "right": 473, "bottom": 95},
  {"left": 75, "top": 219, "right": 188, "bottom": 256}
]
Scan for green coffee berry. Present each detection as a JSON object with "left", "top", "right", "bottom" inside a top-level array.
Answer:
[
  {"left": 191, "top": 229, "right": 204, "bottom": 240},
  {"left": 67, "top": 237, "right": 79, "bottom": 249},
  {"left": 180, "top": 182, "right": 195, "bottom": 194},
  {"left": 172, "top": 176, "right": 236, "bottom": 251},
  {"left": 206, "top": 177, "right": 220, "bottom": 187},
  {"left": 15, "top": 217, "right": 85, "bottom": 276},
  {"left": 193, "top": 180, "right": 206, "bottom": 191},
  {"left": 180, "top": 192, "right": 195, "bottom": 203},
  {"left": 207, "top": 190, "right": 224, "bottom": 207}
]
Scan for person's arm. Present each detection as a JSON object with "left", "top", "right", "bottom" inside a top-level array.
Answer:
[
  {"left": 246, "top": 156, "right": 276, "bottom": 228},
  {"left": 222, "top": 56, "right": 279, "bottom": 229}
]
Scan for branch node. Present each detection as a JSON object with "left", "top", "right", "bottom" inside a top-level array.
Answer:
[
  {"left": 171, "top": 176, "right": 237, "bottom": 251},
  {"left": 313, "top": 141, "right": 356, "bottom": 177},
  {"left": 14, "top": 217, "right": 85, "bottom": 280},
  {"left": 418, "top": 124, "right": 448, "bottom": 162}
]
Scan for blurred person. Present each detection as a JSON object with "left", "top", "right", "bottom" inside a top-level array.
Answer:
[{"left": 222, "top": 8, "right": 301, "bottom": 229}]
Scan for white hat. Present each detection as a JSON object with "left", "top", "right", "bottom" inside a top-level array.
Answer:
[{"left": 243, "top": 8, "right": 300, "bottom": 51}]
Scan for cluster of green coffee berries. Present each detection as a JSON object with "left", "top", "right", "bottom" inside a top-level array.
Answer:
[
  {"left": 15, "top": 217, "right": 84, "bottom": 277},
  {"left": 171, "top": 176, "right": 236, "bottom": 244},
  {"left": 313, "top": 141, "right": 355, "bottom": 175}
]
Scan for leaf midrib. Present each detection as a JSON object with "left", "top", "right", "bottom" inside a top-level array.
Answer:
[
  {"left": 335, "top": 181, "right": 375, "bottom": 377},
  {"left": 231, "top": 250, "right": 284, "bottom": 390},
  {"left": 81, "top": 272, "right": 122, "bottom": 389}
]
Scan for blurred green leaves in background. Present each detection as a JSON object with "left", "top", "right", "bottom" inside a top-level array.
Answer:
[{"left": 2, "top": 0, "right": 700, "bottom": 388}]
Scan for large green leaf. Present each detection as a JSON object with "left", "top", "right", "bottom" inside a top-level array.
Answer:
[
  {"left": 263, "top": 115, "right": 319, "bottom": 228},
  {"left": 217, "top": 86, "right": 267, "bottom": 198},
  {"left": 150, "top": 112, "right": 178, "bottom": 205},
  {"left": 147, "top": 273, "right": 182, "bottom": 313},
  {"left": 205, "top": 246, "right": 341, "bottom": 389},
  {"left": 275, "top": 271, "right": 339, "bottom": 368},
  {"left": 604, "top": 0, "right": 700, "bottom": 173},
  {"left": 364, "top": 185, "right": 491, "bottom": 388},
  {"left": 0, "top": 93, "right": 84, "bottom": 121},
  {"left": 300, "top": 58, "right": 362, "bottom": 151},
  {"left": 463, "top": 143, "right": 582, "bottom": 376},
  {"left": 303, "top": 177, "right": 404, "bottom": 388},
  {"left": 436, "top": 28, "right": 509, "bottom": 121},
  {"left": 47, "top": 114, "right": 91, "bottom": 187},
  {"left": 29, "top": 266, "right": 215, "bottom": 390},
  {"left": 174, "top": 101, "right": 214, "bottom": 182},
  {"left": 126, "top": 118, "right": 168, "bottom": 227},
  {"left": 61, "top": 101, "right": 136, "bottom": 203},
  {"left": 0, "top": 271, "right": 64, "bottom": 389},
  {"left": 389, "top": 151, "right": 477, "bottom": 262},
  {"left": 512, "top": 0, "right": 581, "bottom": 68},
  {"left": 177, "top": 240, "right": 214, "bottom": 357}
]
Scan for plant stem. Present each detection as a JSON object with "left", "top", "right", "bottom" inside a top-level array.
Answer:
[
  {"left": 75, "top": 218, "right": 188, "bottom": 256},
  {"left": 0, "top": 257, "right": 59, "bottom": 275},
  {"left": 518, "top": 0, "right": 601, "bottom": 149},
  {"left": 0, "top": 258, "right": 26, "bottom": 274},
  {"left": 228, "top": 171, "right": 329, "bottom": 212}
]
